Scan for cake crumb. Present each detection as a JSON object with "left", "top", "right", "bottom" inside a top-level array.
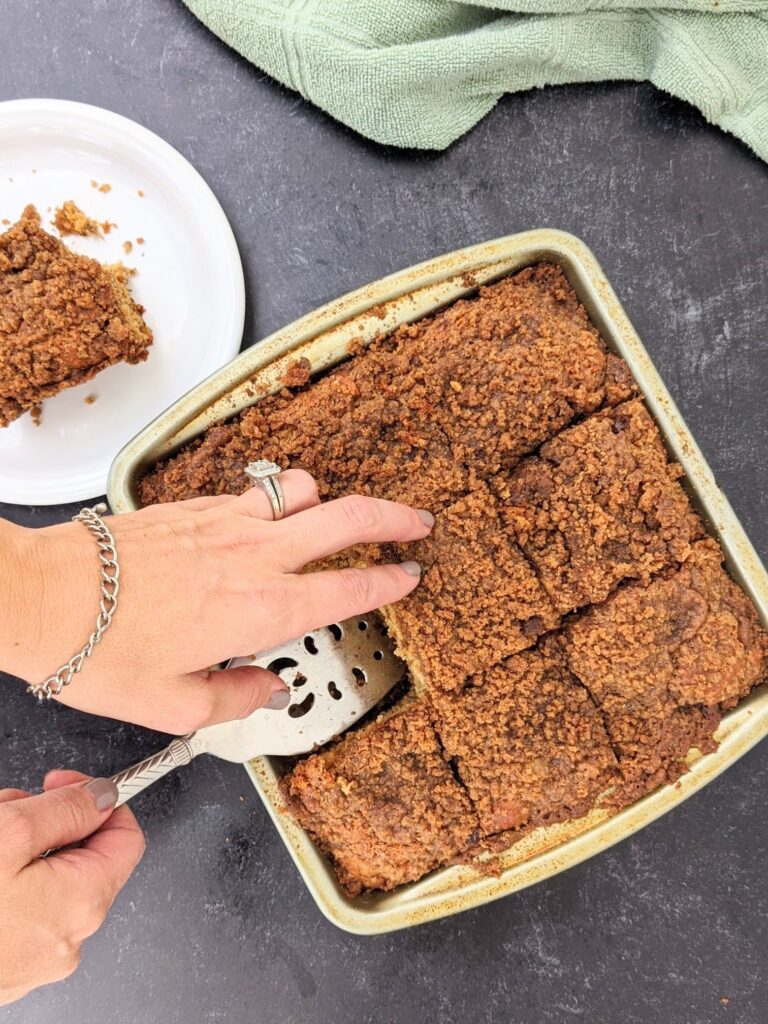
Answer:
[
  {"left": 53, "top": 200, "right": 102, "bottom": 237},
  {"left": 720, "top": 997, "right": 729, "bottom": 1006},
  {"left": 30, "top": 405, "right": 42, "bottom": 426},
  {"left": 282, "top": 357, "right": 312, "bottom": 389},
  {"left": 122, "top": 240, "right": 133, "bottom": 254},
  {"left": 101, "top": 221, "right": 116, "bottom": 235},
  {"left": 137, "top": 189, "right": 145, "bottom": 197},
  {"left": 1, "top": 219, "right": 9, "bottom": 226},
  {"left": 84, "top": 394, "right": 97, "bottom": 405},
  {"left": 136, "top": 236, "right": 145, "bottom": 245},
  {"left": 90, "top": 180, "right": 112, "bottom": 193}
]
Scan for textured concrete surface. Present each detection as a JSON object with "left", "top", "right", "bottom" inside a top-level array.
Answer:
[{"left": 1, "top": 2, "right": 767, "bottom": 1022}]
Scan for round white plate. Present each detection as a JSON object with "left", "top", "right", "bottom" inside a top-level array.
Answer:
[{"left": 0, "top": 98, "right": 245, "bottom": 505}]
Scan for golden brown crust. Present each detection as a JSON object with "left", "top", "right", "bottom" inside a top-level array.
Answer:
[
  {"left": 430, "top": 639, "right": 617, "bottom": 835},
  {"left": 282, "top": 705, "right": 478, "bottom": 895},
  {"left": 497, "top": 399, "right": 703, "bottom": 613},
  {"left": 0, "top": 205, "right": 152, "bottom": 426}
]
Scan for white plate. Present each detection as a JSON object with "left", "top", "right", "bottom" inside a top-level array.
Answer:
[{"left": 0, "top": 98, "right": 245, "bottom": 505}]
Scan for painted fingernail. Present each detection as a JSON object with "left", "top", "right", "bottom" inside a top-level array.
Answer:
[
  {"left": 84, "top": 778, "right": 118, "bottom": 812},
  {"left": 399, "top": 560, "right": 422, "bottom": 578},
  {"left": 417, "top": 509, "right": 435, "bottom": 528},
  {"left": 266, "top": 689, "right": 291, "bottom": 711}
]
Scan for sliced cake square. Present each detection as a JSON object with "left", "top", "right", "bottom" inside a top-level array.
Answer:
[
  {"left": 382, "top": 484, "right": 560, "bottom": 692},
  {"left": 431, "top": 639, "right": 618, "bottom": 835},
  {"left": 282, "top": 704, "right": 478, "bottom": 896},
  {"left": 497, "top": 399, "right": 703, "bottom": 613}
]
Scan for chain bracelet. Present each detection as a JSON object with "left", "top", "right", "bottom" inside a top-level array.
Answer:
[{"left": 28, "top": 502, "right": 120, "bottom": 702}]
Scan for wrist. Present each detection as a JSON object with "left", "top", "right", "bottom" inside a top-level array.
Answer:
[
  {"left": 0, "top": 519, "right": 93, "bottom": 684},
  {"left": 0, "top": 519, "right": 42, "bottom": 680}
]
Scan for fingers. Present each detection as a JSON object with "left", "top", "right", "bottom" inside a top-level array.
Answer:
[
  {"left": 43, "top": 769, "right": 91, "bottom": 791},
  {"left": 116, "top": 469, "right": 319, "bottom": 526},
  {"left": 271, "top": 494, "right": 433, "bottom": 571},
  {"left": 230, "top": 468, "right": 320, "bottom": 521},
  {"left": 43, "top": 770, "right": 145, "bottom": 885},
  {"left": 166, "top": 665, "right": 291, "bottom": 733},
  {"left": 276, "top": 561, "right": 422, "bottom": 639},
  {"left": 29, "top": 771, "right": 145, "bottom": 941},
  {"left": 0, "top": 788, "right": 30, "bottom": 804},
  {"left": 3, "top": 777, "right": 120, "bottom": 866}
]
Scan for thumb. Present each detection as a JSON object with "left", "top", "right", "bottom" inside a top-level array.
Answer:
[
  {"left": 5, "top": 778, "right": 118, "bottom": 866},
  {"left": 185, "top": 665, "right": 291, "bottom": 730}
]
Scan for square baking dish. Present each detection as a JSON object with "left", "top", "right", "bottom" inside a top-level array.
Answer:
[{"left": 108, "top": 231, "right": 768, "bottom": 934}]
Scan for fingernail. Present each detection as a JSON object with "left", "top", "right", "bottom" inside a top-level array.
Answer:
[
  {"left": 84, "top": 778, "right": 118, "bottom": 812},
  {"left": 399, "top": 560, "right": 422, "bottom": 578},
  {"left": 266, "top": 689, "right": 291, "bottom": 711},
  {"left": 417, "top": 509, "right": 435, "bottom": 528}
]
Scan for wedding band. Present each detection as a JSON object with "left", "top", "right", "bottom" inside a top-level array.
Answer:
[{"left": 245, "top": 460, "right": 285, "bottom": 521}]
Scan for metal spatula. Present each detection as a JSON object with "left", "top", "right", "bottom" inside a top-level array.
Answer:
[{"left": 109, "top": 615, "right": 406, "bottom": 807}]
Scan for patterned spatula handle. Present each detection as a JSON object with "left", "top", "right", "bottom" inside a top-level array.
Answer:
[{"left": 110, "top": 736, "right": 198, "bottom": 807}]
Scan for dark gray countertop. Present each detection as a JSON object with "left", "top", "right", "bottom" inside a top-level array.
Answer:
[{"left": 1, "top": 2, "right": 767, "bottom": 1022}]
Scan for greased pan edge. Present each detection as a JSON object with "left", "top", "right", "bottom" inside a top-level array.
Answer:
[{"left": 107, "top": 231, "right": 768, "bottom": 934}]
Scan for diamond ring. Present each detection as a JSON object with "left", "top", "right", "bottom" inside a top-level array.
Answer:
[{"left": 245, "top": 460, "right": 285, "bottom": 521}]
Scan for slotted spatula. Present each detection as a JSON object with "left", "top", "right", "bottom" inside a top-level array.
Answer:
[{"left": 109, "top": 615, "right": 406, "bottom": 807}]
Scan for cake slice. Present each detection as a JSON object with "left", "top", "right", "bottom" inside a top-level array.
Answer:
[
  {"left": 282, "top": 704, "right": 478, "bottom": 896},
  {"left": 562, "top": 539, "right": 768, "bottom": 802},
  {"left": 404, "top": 263, "right": 611, "bottom": 474},
  {"left": 381, "top": 484, "right": 560, "bottom": 692},
  {"left": 430, "top": 639, "right": 618, "bottom": 836},
  {"left": 0, "top": 205, "right": 152, "bottom": 426},
  {"left": 496, "top": 399, "right": 703, "bottom": 613}
]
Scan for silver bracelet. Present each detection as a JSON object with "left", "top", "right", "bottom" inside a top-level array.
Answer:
[{"left": 28, "top": 502, "right": 120, "bottom": 702}]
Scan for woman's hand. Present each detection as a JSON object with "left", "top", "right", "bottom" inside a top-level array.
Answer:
[
  {"left": 1, "top": 471, "right": 433, "bottom": 732},
  {"left": 0, "top": 770, "right": 145, "bottom": 1007}
]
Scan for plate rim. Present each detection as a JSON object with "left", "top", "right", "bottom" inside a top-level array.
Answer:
[{"left": 0, "top": 97, "right": 245, "bottom": 505}]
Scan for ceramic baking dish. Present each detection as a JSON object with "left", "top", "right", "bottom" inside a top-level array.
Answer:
[{"left": 107, "top": 231, "right": 768, "bottom": 935}]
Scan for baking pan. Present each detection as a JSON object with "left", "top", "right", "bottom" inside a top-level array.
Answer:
[{"left": 108, "top": 231, "right": 768, "bottom": 935}]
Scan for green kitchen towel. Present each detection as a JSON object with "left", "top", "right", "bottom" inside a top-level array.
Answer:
[{"left": 184, "top": 0, "right": 768, "bottom": 159}]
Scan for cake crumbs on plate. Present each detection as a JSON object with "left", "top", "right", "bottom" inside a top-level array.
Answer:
[
  {"left": 122, "top": 240, "right": 133, "bottom": 254},
  {"left": 136, "top": 236, "right": 145, "bottom": 245},
  {"left": 90, "top": 179, "right": 112, "bottom": 193},
  {"left": 101, "top": 221, "right": 116, "bottom": 235},
  {"left": 84, "top": 394, "right": 97, "bottom": 405},
  {"left": 30, "top": 404, "right": 42, "bottom": 426},
  {"left": 1, "top": 219, "right": 9, "bottom": 226},
  {"left": 53, "top": 200, "right": 102, "bottom": 237},
  {"left": 137, "top": 189, "right": 145, "bottom": 197}
]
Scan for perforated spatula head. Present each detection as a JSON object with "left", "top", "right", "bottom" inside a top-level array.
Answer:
[{"left": 197, "top": 614, "right": 407, "bottom": 759}]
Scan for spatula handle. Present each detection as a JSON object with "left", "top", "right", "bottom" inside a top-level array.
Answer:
[{"left": 110, "top": 735, "right": 197, "bottom": 807}]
